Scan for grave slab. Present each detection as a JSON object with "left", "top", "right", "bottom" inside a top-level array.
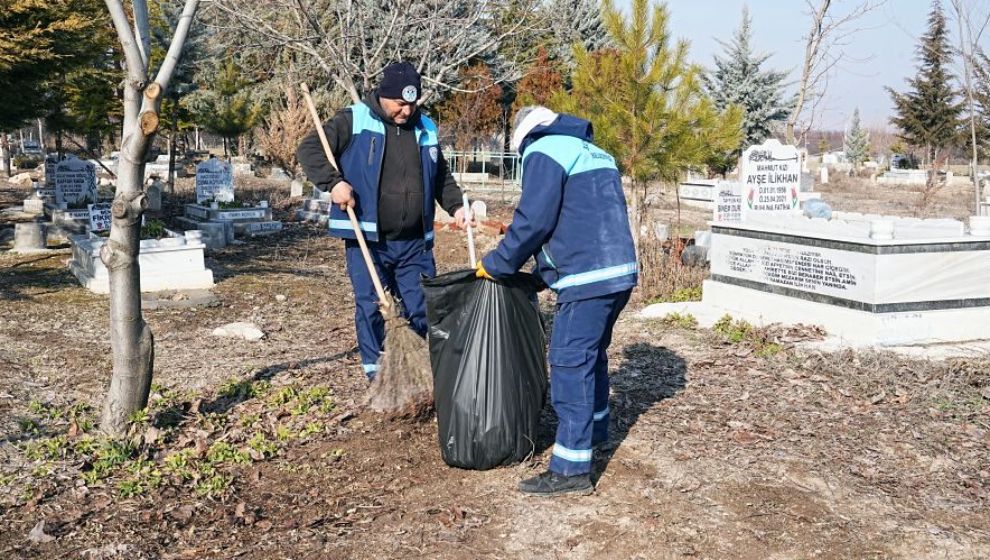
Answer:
[
  {"left": 69, "top": 231, "right": 214, "bottom": 293},
  {"left": 173, "top": 217, "right": 232, "bottom": 251},
  {"left": 690, "top": 215, "right": 990, "bottom": 346}
]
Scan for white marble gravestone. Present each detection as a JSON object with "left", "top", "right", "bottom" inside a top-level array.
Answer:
[
  {"left": 54, "top": 155, "right": 97, "bottom": 207},
  {"left": 740, "top": 139, "right": 801, "bottom": 219},
  {"left": 195, "top": 159, "right": 234, "bottom": 204},
  {"left": 696, "top": 214, "right": 990, "bottom": 346}
]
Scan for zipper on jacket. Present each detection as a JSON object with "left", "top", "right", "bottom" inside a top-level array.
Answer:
[{"left": 368, "top": 137, "right": 376, "bottom": 165}]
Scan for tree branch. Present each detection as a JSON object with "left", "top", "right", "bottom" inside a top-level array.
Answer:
[
  {"left": 132, "top": 0, "right": 152, "bottom": 68},
  {"left": 154, "top": 0, "right": 200, "bottom": 91},
  {"left": 104, "top": 0, "right": 146, "bottom": 81}
]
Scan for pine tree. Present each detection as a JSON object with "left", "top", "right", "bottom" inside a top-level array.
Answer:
[
  {"left": 703, "top": 6, "right": 792, "bottom": 150},
  {"left": 183, "top": 58, "right": 264, "bottom": 156},
  {"left": 552, "top": 0, "right": 742, "bottom": 257},
  {"left": 843, "top": 108, "right": 871, "bottom": 169},
  {"left": 0, "top": 0, "right": 111, "bottom": 172},
  {"left": 547, "top": 0, "right": 611, "bottom": 66},
  {"left": 887, "top": 0, "right": 962, "bottom": 168}
]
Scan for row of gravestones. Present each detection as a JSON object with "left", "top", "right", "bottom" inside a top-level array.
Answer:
[{"left": 15, "top": 156, "right": 279, "bottom": 246}]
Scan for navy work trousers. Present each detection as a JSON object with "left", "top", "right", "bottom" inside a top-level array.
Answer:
[
  {"left": 547, "top": 289, "right": 631, "bottom": 476},
  {"left": 344, "top": 238, "right": 436, "bottom": 379}
]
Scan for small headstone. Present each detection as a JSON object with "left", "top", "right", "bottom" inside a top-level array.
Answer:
[
  {"left": 470, "top": 200, "right": 487, "bottom": 219},
  {"left": 653, "top": 222, "right": 669, "bottom": 241},
  {"left": 740, "top": 139, "right": 801, "bottom": 219},
  {"left": 54, "top": 155, "right": 97, "bottom": 206},
  {"left": 714, "top": 181, "right": 742, "bottom": 223},
  {"left": 820, "top": 166, "right": 829, "bottom": 185},
  {"left": 195, "top": 159, "right": 234, "bottom": 204},
  {"left": 146, "top": 179, "right": 162, "bottom": 212},
  {"left": 13, "top": 222, "right": 47, "bottom": 252},
  {"left": 290, "top": 180, "right": 304, "bottom": 198},
  {"left": 88, "top": 202, "right": 112, "bottom": 232},
  {"left": 270, "top": 167, "right": 292, "bottom": 182},
  {"left": 23, "top": 198, "right": 44, "bottom": 214}
]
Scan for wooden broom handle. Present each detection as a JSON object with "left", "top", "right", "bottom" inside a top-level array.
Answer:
[{"left": 300, "top": 82, "right": 390, "bottom": 308}]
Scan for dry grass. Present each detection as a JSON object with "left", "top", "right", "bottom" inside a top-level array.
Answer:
[
  {"left": 816, "top": 173, "right": 976, "bottom": 220},
  {"left": 637, "top": 238, "right": 707, "bottom": 304}
]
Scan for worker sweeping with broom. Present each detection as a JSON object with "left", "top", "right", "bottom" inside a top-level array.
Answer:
[{"left": 297, "top": 62, "right": 473, "bottom": 394}]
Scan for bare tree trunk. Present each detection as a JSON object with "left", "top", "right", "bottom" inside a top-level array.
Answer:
[
  {"left": 101, "top": 0, "right": 200, "bottom": 436},
  {"left": 167, "top": 100, "right": 178, "bottom": 193},
  {"left": 629, "top": 181, "right": 643, "bottom": 262},
  {"left": 1, "top": 135, "right": 10, "bottom": 177},
  {"left": 951, "top": 0, "right": 986, "bottom": 214},
  {"left": 787, "top": 1, "right": 886, "bottom": 145}
]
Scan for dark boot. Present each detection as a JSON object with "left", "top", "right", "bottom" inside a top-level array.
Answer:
[{"left": 518, "top": 470, "right": 593, "bottom": 497}]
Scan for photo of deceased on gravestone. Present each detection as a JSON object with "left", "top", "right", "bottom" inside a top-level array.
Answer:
[{"left": 740, "top": 139, "right": 801, "bottom": 220}]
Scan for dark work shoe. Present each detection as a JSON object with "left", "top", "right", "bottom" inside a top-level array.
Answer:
[{"left": 518, "top": 470, "right": 594, "bottom": 497}]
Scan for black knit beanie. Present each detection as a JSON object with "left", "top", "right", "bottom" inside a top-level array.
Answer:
[{"left": 378, "top": 62, "right": 421, "bottom": 102}]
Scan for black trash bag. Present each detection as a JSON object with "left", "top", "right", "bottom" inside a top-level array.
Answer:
[{"left": 422, "top": 269, "right": 548, "bottom": 470}]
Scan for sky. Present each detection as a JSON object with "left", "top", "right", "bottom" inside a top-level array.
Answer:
[{"left": 616, "top": 0, "right": 990, "bottom": 131}]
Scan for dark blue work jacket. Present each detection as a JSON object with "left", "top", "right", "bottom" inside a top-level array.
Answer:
[
  {"left": 482, "top": 115, "right": 638, "bottom": 302},
  {"left": 328, "top": 102, "right": 441, "bottom": 248}
]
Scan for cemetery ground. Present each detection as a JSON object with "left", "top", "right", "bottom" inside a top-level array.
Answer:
[{"left": 1, "top": 176, "right": 988, "bottom": 560}]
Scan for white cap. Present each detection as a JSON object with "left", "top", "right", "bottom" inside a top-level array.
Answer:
[{"left": 510, "top": 106, "right": 559, "bottom": 154}]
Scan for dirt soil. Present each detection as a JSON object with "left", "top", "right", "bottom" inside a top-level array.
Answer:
[{"left": 1, "top": 177, "right": 988, "bottom": 559}]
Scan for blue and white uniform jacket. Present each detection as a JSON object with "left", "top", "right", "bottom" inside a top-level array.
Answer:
[
  {"left": 482, "top": 115, "right": 638, "bottom": 302},
  {"left": 328, "top": 102, "right": 441, "bottom": 249}
]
